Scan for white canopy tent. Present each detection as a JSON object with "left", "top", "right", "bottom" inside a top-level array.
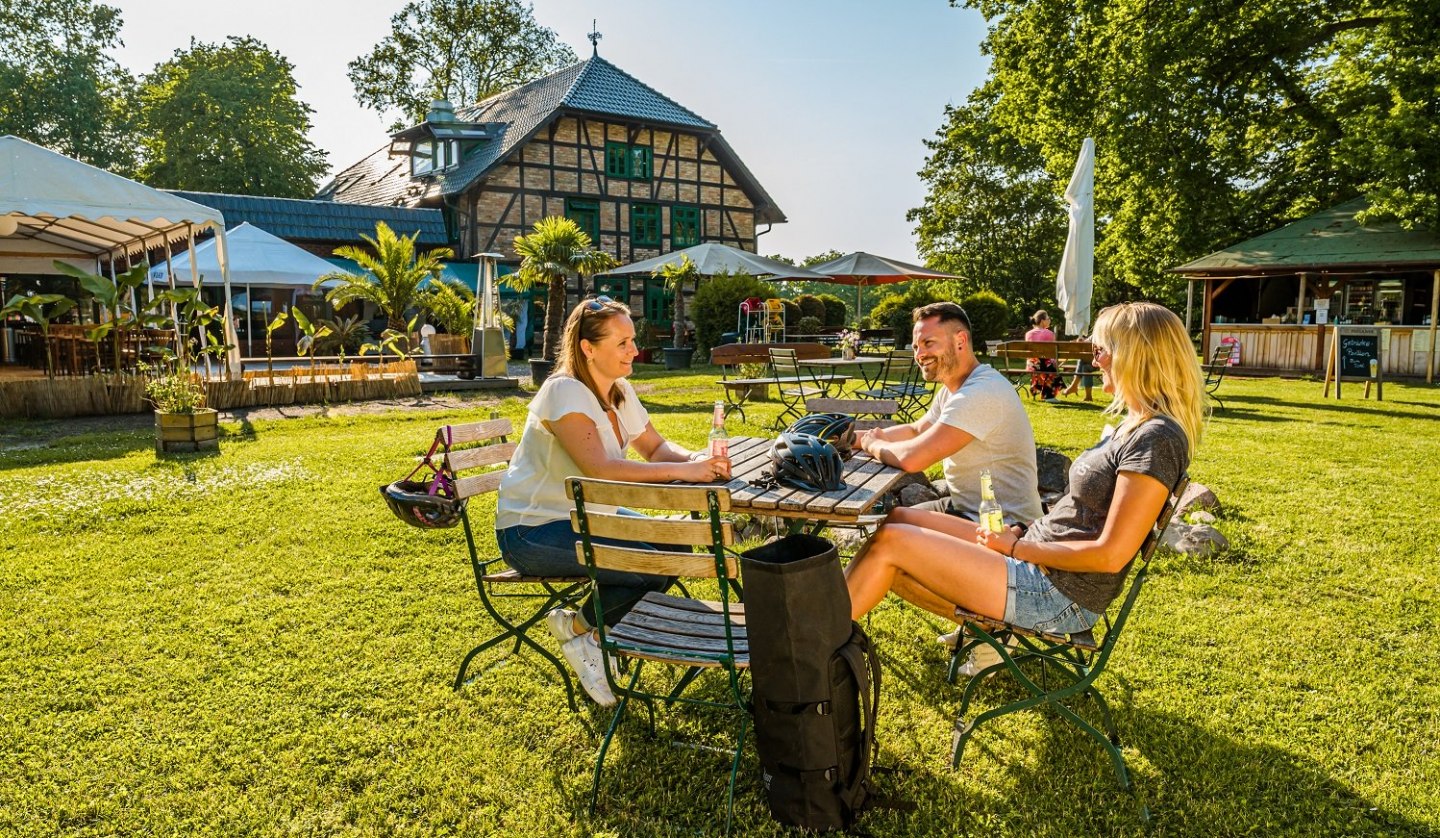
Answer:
[{"left": 0, "top": 135, "right": 237, "bottom": 370}]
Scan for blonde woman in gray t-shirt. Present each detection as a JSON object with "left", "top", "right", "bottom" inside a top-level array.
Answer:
[{"left": 846, "top": 302, "right": 1204, "bottom": 636}]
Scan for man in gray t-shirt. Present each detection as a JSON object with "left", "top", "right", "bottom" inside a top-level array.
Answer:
[{"left": 857, "top": 303, "right": 1042, "bottom": 525}]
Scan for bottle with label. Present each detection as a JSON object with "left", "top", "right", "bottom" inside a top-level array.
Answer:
[
  {"left": 708, "top": 400, "right": 728, "bottom": 459},
  {"left": 978, "top": 469, "right": 1005, "bottom": 534}
]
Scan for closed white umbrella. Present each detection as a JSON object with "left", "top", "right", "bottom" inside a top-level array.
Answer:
[{"left": 1055, "top": 138, "right": 1095, "bottom": 337}]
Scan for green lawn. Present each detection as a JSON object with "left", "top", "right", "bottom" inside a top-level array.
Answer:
[{"left": 2, "top": 369, "right": 1437, "bottom": 836}]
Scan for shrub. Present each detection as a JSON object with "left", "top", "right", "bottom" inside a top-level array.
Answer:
[
  {"left": 691, "top": 272, "right": 775, "bottom": 353},
  {"left": 868, "top": 284, "right": 946, "bottom": 347},
  {"left": 782, "top": 300, "right": 801, "bottom": 333},
  {"left": 796, "top": 294, "right": 826, "bottom": 323},
  {"left": 795, "top": 315, "right": 823, "bottom": 336},
  {"left": 960, "top": 290, "right": 1010, "bottom": 344},
  {"left": 817, "top": 294, "right": 848, "bottom": 330}
]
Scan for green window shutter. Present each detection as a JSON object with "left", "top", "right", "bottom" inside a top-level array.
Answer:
[
  {"left": 605, "top": 142, "right": 630, "bottom": 178},
  {"left": 631, "top": 203, "right": 661, "bottom": 247},
  {"left": 671, "top": 205, "right": 700, "bottom": 247},
  {"left": 566, "top": 199, "right": 600, "bottom": 244}
]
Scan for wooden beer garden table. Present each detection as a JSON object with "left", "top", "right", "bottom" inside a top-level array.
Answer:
[{"left": 677, "top": 435, "right": 908, "bottom": 528}]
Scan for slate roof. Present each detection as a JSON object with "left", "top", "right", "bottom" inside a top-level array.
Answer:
[
  {"left": 315, "top": 56, "right": 785, "bottom": 225},
  {"left": 165, "top": 190, "right": 451, "bottom": 246},
  {"left": 1171, "top": 198, "right": 1440, "bottom": 276}
]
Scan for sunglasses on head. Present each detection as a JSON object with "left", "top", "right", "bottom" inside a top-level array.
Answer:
[{"left": 584, "top": 295, "right": 615, "bottom": 312}]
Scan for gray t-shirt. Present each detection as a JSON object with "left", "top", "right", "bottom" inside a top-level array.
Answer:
[
  {"left": 1028, "top": 416, "right": 1189, "bottom": 613},
  {"left": 924, "top": 364, "right": 1043, "bottom": 526}
]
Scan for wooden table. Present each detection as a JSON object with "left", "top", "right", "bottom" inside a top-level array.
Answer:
[{"left": 689, "top": 435, "right": 907, "bottom": 525}]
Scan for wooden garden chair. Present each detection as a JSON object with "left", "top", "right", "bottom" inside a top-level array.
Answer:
[
  {"left": 449, "top": 417, "right": 589, "bottom": 711},
  {"left": 947, "top": 477, "right": 1189, "bottom": 821},
  {"left": 1203, "top": 344, "right": 1231, "bottom": 410},
  {"left": 567, "top": 477, "right": 749, "bottom": 833}
]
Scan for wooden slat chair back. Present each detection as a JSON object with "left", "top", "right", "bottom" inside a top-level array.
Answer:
[
  {"left": 566, "top": 477, "right": 750, "bottom": 832},
  {"left": 448, "top": 416, "right": 590, "bottom": 712},
  {"left": 768, "top": 347, "right": 827, "bottom": 428},
  {"left": 1203, "top": 344, "right": 1231, "bottom": 410},
  {"left": 948, "top": 477, "right": 1190, "bottom": 821}
]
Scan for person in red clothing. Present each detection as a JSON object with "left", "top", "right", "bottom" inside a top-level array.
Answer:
[{"left": 1025, "top": 310, "right": 1062, "bottom": 401}]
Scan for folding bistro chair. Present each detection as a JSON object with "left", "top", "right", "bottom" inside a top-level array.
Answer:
[
  {"left": 762, "top": 298, "right": 786, "bottom": 342},
  {"left": 448, "top": 417, "right": 589, "bottom": 711},
  {"left": 1202, "top": 344, "right": 1231, "bottom": 410},
  {"left": 856, "top": 350, "right": 930, "bottom": 422},
  {"left": 768, "top": 347, "right": 829, "bottom": 429},
  {"left": 948, "top": 477, "right": 1189, "bottom": 820},
  {"left": 568, "top": 477, "right": 749, "bottom": 833}
]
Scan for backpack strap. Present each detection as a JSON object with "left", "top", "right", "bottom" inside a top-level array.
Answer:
[{"left": 836, "top": 624, "right": 879, "bottom": 811}]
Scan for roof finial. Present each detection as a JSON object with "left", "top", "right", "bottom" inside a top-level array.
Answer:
[{"left": 587, "top": 20, "right": 602, "bottom": 56}]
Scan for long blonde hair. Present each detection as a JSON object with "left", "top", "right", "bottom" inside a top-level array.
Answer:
[
  {"left": 1091, "top": 302, "right": 1205, "bottom": 456},
  {"left": 554, "top": 296, "right": 632, "bottom": 408}
]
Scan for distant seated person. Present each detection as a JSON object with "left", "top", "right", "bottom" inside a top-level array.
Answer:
[
  {"left": 856, "top": 301, "right": 1043, "bottom": 527},
  {"left": 845, "top": 302, "right": 1203, "bottom": 646},
  {"left": 1024, "top": 309, "right": 1063, "bottom": 401},
  {"left": 494, "top": 296, "right": 731, "bottom": 707}
]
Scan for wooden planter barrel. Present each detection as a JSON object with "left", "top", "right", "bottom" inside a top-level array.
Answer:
[{"left": 155, "top": 408, "right": 219, "bottom": 453}]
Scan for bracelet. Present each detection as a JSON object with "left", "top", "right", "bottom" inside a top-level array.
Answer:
[{"left": 1007, "top": 539, "right": 1019, "bottom": 559}]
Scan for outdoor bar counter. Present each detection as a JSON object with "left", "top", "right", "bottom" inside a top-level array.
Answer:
[{"left": 1204, "top": 322, "right": 1437, "bottom": 378}]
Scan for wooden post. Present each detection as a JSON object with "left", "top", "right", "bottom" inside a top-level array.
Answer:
[
  {"left": 1429, "top": 268, "right": 1439, "bottom": 384},
  {"left": 1200, "top": 277, "right": 1213, "bottom": 360},
  {"left": 1323, "top": 325, "right": 1336, "bottom": 398}
]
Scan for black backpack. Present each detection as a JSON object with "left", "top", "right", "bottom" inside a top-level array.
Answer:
[{"left": 741, "top": 534, "right": 881, "bottom": 831}]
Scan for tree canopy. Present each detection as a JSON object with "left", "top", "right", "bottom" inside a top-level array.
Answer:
[
  {"left": 916, "top": 0, "right": 1440, "bottom": 309},
  {"left": 348, "top": 0, "right": 577, "bottom": 130},
  {"left": 0, "top": 0, "right": 135, "bottom": 173},
  {"left": 136, "top": 36, "right": 328, "bottom": 197}
]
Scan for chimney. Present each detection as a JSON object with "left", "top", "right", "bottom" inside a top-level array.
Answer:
[{"left": 425, "top": 99, "right": 457, "bottom": 124}]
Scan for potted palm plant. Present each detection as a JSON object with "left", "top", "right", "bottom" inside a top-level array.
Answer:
[
  {"left": 508, "top": 216, "right": 617, "bottom": 385},
  {"left": 655, "top": 255, "right": 701, "bottom": 370}
]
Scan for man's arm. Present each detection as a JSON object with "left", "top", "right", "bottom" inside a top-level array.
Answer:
[{"left": 860, "top": 419, "right": 973, "bottom": 473}]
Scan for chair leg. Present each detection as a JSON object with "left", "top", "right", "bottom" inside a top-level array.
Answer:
[
  {"left": 590, "top": 663, "right": 642, "bottom": 815},
  {"left": 724, "top": 712, "right": 750, "bottom": 836}
]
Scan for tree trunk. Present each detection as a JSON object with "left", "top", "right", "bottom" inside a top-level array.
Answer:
[
  {"left": 543, "top": 275, "right": 568, "bottom": 361},
  {"left": 673, "top": 282, "right": 687, "bottom": 348}
]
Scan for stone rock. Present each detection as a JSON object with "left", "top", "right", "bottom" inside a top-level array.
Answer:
[
  {"left": 898, "top": 482, "right": 940, "bottom": 507},
  {"left": 1175, "top": 482, "right": 1221, "bottom": 518},
  {"left": 827, "top": 525, "right": 872, "bottom": 555},
  {"left": 1036, "top": 447, "right": 1072, "bottom": 496},
  {"left": 890, "top": 471, "right": 933, "bottom": 490},
  {"left": 1160, "top": 521, "right": 1230, "bottom": 557},
  {"left": 931, "top": 479, "right": 950, "bottom": 497},
  {"left": 1186, "top": 510, "right": 1217, "bottom": 525}
]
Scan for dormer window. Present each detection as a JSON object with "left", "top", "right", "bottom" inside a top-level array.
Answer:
[
  {"left": 605, "top": 141, "right": 652, "bottom": 180},
  {"left": 390, "top": 98, "right": 492, "bottom": 179}
]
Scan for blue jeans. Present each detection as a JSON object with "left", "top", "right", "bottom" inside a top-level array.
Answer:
[
  {"left": 1003, "top": 558, "right": 1100, "bottom": 634},
  {"left": 495, "top": 510, "right": 675, "bottom": 629}
]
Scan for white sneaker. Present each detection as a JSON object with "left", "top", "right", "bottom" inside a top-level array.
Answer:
[
  {"left": 560, "top": 634, "right": 616, "bottom": 707},
  {"left": 546, "top": 608, "right": 582, "bottom": 644},
  {"left": 957, "top": 643, "right": 1005, "bottom": 677},
  {"left": 937, "top": 627, "right": 965, "bottom": 649}
]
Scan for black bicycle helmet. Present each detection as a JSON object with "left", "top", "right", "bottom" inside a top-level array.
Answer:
[
  {"left": 380, "top": 477, "right": 465, "bottom": 529},
  {"left": 770, "top": 432, "right": 845, "bottom": 492},
  {"left": 785, "top": 413, "right": 856, "bottom": 455}
]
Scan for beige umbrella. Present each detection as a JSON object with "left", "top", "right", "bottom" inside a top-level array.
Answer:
[{"left": 785, "top": 251, "right": 960, "bottom": 323}]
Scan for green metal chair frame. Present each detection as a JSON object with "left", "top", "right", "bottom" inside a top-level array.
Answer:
[
  {"left": 947, "top": 477, "right": 1188, "bottom": 821},
  {"left": 1203, "top": 344, "right": 1231, "bottom": 410},
  {"left": 449, "top": 417, "right": 589, "bottom": 712},
  {"left": 768, "top": 347, "right": 833, "bottom": 429},
  {"left": 857, "top": 350, "right": 930, "bottom": 422},
  {"left": 568, "top": 477, "right": 750, "bottom": 833}
]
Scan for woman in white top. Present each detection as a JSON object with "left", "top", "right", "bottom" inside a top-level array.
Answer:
[{"left": 495, "top": 296, "right": 730, "bottom": 705}]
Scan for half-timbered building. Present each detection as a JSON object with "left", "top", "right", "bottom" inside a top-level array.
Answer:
[{"left": 317, "top": 54, "right": 786, "bottom": 337}]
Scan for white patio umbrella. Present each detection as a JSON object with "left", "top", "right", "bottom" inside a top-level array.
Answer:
[
  {"left": 1055, "top": 137, "right": 1095, "bottom": 337},
  {"left": 798, "top": 251, "right": 960, "bottom": 324},
  {"left": 604, "top": 242, "right": 826, "bottom": 279}
]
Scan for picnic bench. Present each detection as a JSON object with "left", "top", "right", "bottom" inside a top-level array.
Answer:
[
  {"left": 709, "top": 342, "right": 848, "bottom": 425},
  {"left": 991, "top": 340, "right": 1095, "bottom": 401}
]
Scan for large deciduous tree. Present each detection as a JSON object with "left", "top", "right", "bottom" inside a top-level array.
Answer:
[
  {"left": 136, "top": 36, "right": 328, "bottom": 197},
  {"left": 919, "top": 0, "right": 1439, "bottom": 308},
  {"left": 348, "top": 0, "right": 577, "bottom": 130},
  {"left": 0, "top": 0, "right": 135, "bottom": 172}
]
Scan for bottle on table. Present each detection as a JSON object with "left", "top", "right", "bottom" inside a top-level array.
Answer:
[
  {"left": 708, "top": 400, "right": 728, "bottom": 459},
  {"left": 978, "top": 468, "right": 1005, "bottom": 534}
]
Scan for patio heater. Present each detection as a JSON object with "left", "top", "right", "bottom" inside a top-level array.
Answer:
[{"left": 473, "top": 252, "right": 508, "bottom": 378}]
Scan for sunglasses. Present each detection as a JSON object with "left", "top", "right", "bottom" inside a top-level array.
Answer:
[{"left": 583, "top": 295, "right": 616, "bottom": 313}]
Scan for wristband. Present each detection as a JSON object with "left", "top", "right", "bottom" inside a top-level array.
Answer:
[{"left": 1006, "top": 539, "right": 1018, "bottom": 559}]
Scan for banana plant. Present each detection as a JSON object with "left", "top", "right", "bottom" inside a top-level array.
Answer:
[
  {"left": 51, "top": 260, "right": 151, "bottom": 374},
  {"left": 361, "top": 313, "right": 418, "bottom": 361},
  {"left": 263, "top": 310, "right": 290, "bottom": 384},
  {"left": 147, "top": 288, "right": 221, "bottom": 375},
  {"left": 291, "top": 307, "right": 333, "bottom": 380},
  {"left": 1, "top": 293, "right": 76, "bottom": 379}
]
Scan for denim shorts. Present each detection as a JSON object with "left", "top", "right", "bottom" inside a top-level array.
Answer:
[{"left": 1003, "top": 558, "right": 1100, "bottom": 634}]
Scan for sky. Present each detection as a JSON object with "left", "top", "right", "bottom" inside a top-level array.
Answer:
[{"left": 107, "top": 0, "right": 990, "bottom": 264}]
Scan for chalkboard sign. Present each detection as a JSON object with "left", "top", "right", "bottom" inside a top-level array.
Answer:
[
  {"left": 1338, "top": 328, "right": 1380, "bottom": 378},
  {"left": 1326, "top": 325, "right": 1383, "bottom": 400}
]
